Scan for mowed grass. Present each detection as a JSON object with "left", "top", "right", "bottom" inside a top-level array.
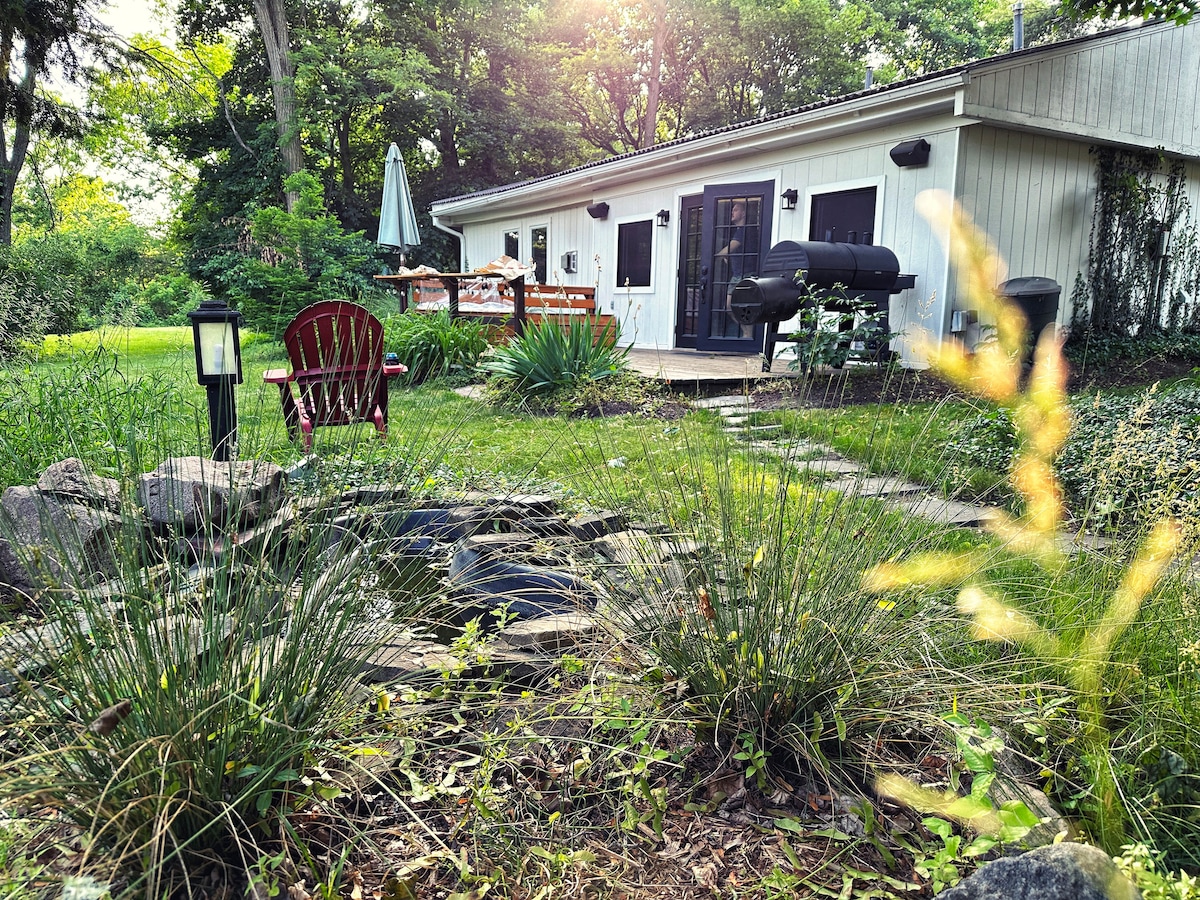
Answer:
[{"left": 8, "top": 329, "right": 729, "bottom": 512}]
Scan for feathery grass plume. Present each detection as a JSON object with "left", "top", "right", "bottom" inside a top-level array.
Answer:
[{"left": 866, "top": 190, "right": 1185, "bottom": 855}]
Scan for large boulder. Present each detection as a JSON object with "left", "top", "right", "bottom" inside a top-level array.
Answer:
[
  {"left": 139, "top": 457, "right": 285, "bottom": 531},
  {"left": 938, "top": 843, "right": 1139, "bottom": 900},
  {"left": 37, "top": 458, "right": 123, "bottom": 511},
  {"left": 0, "top": 485, "right": 126, "bottom": 600}
]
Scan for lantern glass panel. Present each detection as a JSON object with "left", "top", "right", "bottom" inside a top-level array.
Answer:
[{"left": 197, "top": 320, "right": 237, "bottom": 377}]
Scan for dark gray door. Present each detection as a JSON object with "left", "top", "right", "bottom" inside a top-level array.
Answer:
[{"left": 696, "top": 181, "right": 773, "bottom": 352}]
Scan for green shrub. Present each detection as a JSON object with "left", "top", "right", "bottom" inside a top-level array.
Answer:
[
  {"left": 1057, "top": 384, "right": 1200, "bottom": 540},
  {"left": 202, "top": 173, "right": 387, "bottom": 337},
  {"left": 383, "top": 310, "right": 491, "bottom": 384},
  {"left": 483, "top": 317, "right": 627, "bottom": 400},
  {"left": 946, "top": 408, "right": 1018, "bottom": 473}
]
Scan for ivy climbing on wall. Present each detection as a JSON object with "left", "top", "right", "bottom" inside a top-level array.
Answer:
[{"left": 1072, "top": 147, "right": 1200, "bottom": 337}]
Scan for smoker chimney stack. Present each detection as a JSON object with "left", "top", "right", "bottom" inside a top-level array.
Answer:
[{"left": 1013, "top": 2, "right": 1025, "bottom": 51}]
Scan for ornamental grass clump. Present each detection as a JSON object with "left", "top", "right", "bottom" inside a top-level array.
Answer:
[
  {"left": 0, "top": 465, "right": 421, "bottom": 895},
  {"left": 0, "top": 351, "right": 459, "bottom": 894},
  {"left": 580, "top": 426, "right": 1001, "bottom": 792}
]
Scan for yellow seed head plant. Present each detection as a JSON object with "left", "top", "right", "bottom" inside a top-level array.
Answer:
[{"left": 868, "top": 190, "right": 1183, "bottom": 854}]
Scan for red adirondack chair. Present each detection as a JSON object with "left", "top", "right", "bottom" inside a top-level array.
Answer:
[{"left": 263, "top": 301, "right": 407, "bottom": 452}]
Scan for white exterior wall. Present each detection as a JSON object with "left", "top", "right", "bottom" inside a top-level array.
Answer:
[
  {"left": 954, "top": 124, "right": 1200, "bottom": 343},
  {"left": 962, "top": 21, "right": 1200, "bottom": 159},
  {"left": 455, "top": 116, "right": 963, "bottom": 358}
]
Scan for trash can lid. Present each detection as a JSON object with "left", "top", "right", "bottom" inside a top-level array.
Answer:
[{"left": 998, "top": 276, "right": 1061, "bottom": 297}]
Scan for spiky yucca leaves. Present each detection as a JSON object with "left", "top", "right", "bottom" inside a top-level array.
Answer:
[
  {"left": 868, "top": 190, "right": 1186, "bottom": 855},
  {"left": 483, "top": 316, "right": 627, "bottom": 400}
]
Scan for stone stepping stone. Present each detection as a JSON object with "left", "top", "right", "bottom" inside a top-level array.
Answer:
[
  {"left": 891, "top": 494, "right": 1000, "bottom": 527},
  {"left": 824, "top": 475, "right": 927, "bottom": 498},
  {"left": 494, "top": 612, "right": 601, "bottom": 653},
  {"left": 798, "top": 457, "right": 862, "bottom": 476},
  {"left": 691, "top": 394, "right": 756, "bottom": 410}
]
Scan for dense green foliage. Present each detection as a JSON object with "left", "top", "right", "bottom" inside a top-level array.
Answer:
[
  {"left": 201, "top": 173, "right": 388, "bottom": 335},
  {"left": 1072, "top": 148, "right": 1200, "bottom": 338},
  {"left": 483, "top": 317, "right": 629, "bottom": 401},
  {"left": 1058, "top": 384, "right": 1200, "bottom": 537},
  {"left": 382, "top": 310, "right": 491, "bottom": 384}
]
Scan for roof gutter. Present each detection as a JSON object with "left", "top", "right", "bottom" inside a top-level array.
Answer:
[{"left": 430, "top": 217, "right": 466, "bottom": 271}]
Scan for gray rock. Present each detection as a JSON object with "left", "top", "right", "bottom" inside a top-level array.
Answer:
[
  {"left": 937, "top": 843, "right": 1139, "bottom": 900},
  {"left": 496, "top": 612, "right": 601, "bottom": 652},
  {"left": 139, "top": 457, "right": 285, "bottom": 531},
  {"left": 37, "top": 458, "right": 122, "bottom": 511},
  {"left": 0, "top": 486, "right": 125, "bottom": 596}
]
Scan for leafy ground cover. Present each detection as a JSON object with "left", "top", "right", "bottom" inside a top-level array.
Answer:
[{"left": 1, "top": 325, "right": 1198, "bottom": 898}]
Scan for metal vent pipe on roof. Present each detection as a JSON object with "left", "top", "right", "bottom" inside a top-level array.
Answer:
[{"left": 1013, "top": 2, "right": 1025, "bottom": 50}]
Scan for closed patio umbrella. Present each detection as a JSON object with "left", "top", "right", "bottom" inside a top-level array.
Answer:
[{"left": 378, "top": 142, "right": 420, "bottom": 264}]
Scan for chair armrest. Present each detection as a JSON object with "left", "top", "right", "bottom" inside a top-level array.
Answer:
[
  {"left": 263, "top": 368, "right": 293, "bottom": 384},
  {"left": 383, "top": 364, "right": 409, "bottom": 377}
]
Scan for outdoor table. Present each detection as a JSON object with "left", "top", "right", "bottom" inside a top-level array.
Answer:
[{"left": 374, "top": 272, "right": 528, "bottom": 336}]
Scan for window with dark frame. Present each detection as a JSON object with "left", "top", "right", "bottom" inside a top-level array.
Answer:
[
  {"left": 504, "top": 230, "right": 519, "bottom": 260},
  {"left": 616, "top": 220, "right": 653, "bottom": 288}
]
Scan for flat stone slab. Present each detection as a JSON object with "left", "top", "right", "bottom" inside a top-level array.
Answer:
[
  {"left": 823, "top": 475, "right": 927, "bottom": 498},
  {"left": 798, "top": 457, "right": 863, "bottom": 476},
  {"left": 691, "top": 394, "right": 757, "bottom": 410},
  {"left": 360, "top": 638, "right": 461, "bottom": 682},
  {"left": 891, "top": 495, "right": 1000, "bottom": 527},
  {"left": 496, "top": 612, "right": 601, "bottom": 652}
]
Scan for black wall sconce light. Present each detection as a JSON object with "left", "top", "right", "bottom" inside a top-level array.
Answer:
[
  {"left": 889, "top": 138, "right": 931, "bottom": 168},
  {"left": 188, "top": 298, "right": 244, "bottom": 461},
  {"left": 586, "top": 202, "right": 610, "bottom": 220},
  {"left": 656, "top": 209, "right": 670, "bottom": 227},
  {"left": 780, "top": 188, "right": 799, "bottom": 211}
]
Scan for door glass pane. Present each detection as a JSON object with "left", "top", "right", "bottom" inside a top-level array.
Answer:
[
  {"left": 531, "top": 226, "right": 547, "bottom": 282},
  {"left": 675, "top": 201, "right": 703, "bottom": 344},
  {"left": 504, "top": 230, "right": 519, "bottom": 259},
  {"left": 711, "top": 196, "right": 762, "bottom": 339}
]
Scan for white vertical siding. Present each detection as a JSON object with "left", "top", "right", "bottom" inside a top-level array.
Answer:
[
  {"left": 963, "top": 20, "right": 1200, "bottom": 157},
  {"left": 955, "top": 125, "right": 1095, "bottom": 333}
]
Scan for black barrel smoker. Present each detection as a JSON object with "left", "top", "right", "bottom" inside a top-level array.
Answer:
[{"left": 730, "top": 240, "right": 915, "bottom": 371}]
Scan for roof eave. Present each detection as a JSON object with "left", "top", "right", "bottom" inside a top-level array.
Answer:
[{"left": 432, "top": 72, "right": 967, "bottom": 222}]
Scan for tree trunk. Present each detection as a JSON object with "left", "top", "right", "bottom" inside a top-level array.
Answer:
[
  {"left": 251, "top": 0, "right": 303, "bottom": 210},
  {"left": 641, "top": 0, "right": 667, "bottom": 150},
  {"left": 0, "top": 39, "right": 35, "bottom": 247}
]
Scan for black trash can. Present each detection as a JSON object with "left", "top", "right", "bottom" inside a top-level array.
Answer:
[{"left": 998, "top": 276, "right": 1061, "bottom": 341}]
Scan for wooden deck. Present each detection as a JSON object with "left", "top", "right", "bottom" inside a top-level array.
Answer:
[{"left": 622, "top": 347, "right": 797, "bottom": 388}]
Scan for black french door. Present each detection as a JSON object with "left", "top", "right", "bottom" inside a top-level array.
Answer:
[{"left": 694, "top": 181, "right": 773, "bottom": 352}]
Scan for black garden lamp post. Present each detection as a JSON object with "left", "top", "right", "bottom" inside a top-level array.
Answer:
[{"left": 188, "top": 298, "right": 244, "bottom": 462}]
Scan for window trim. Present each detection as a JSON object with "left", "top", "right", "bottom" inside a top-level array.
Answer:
[{"left": 612, "top": 216, "right": 656, "bottom": 293}]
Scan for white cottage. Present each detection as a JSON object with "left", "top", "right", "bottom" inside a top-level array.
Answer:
[{"left": 429, "top": 19, "right": 1200, "bottom": 363}]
